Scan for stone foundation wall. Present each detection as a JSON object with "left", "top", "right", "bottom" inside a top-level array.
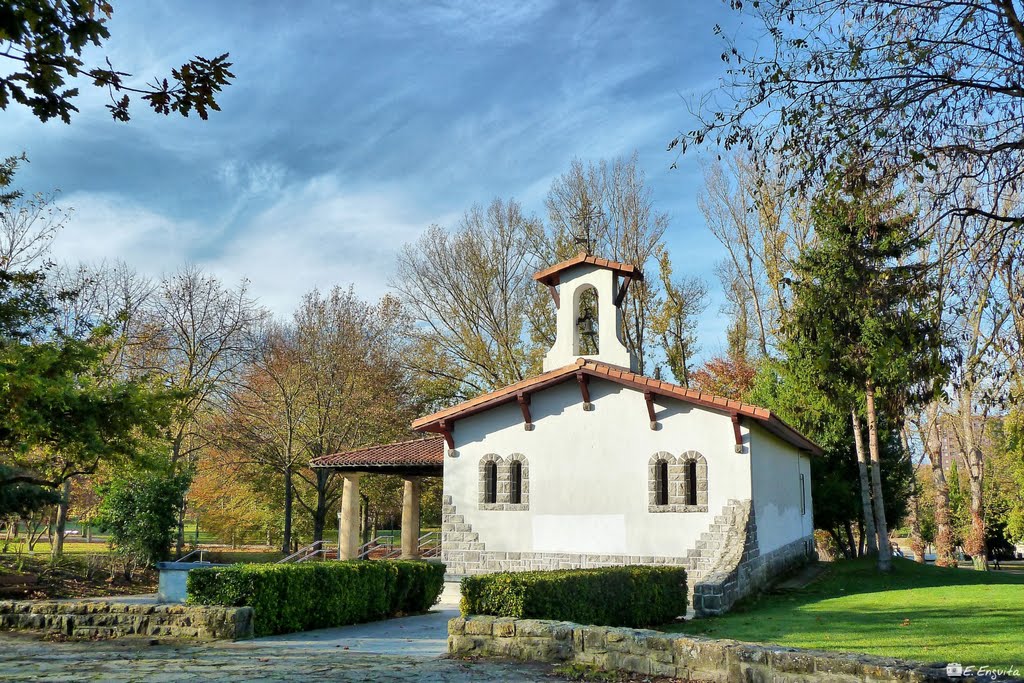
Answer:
[
  {"left": 0, "top": 600, "right": 253, "bottom": 640},
  {"left": 449, "top": 615, "right": 954, "bottom": 682},
  {"left": 691, "top": 499, "right": 816, "bottom": 616},
  {"left": 444, "top": 494, "right": 815, "bottom": 618}
]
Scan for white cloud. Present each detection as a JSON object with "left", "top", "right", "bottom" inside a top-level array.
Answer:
[
  {"left": 205, "top": 174, "right": 456, "bottom": 314},
  {"left": 51, "top": 192, "right": 205, "bottom": 273}
]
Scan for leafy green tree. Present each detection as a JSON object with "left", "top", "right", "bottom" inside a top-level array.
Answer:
[
  {"left": 0, "top": 464, "right": 58, "bottom": 516},
  {"left": 781, "top": 168, "right": 946, "bottom": 571},
  {"left": 0, "top": 1, "right": 233, "bottom": 123},
  {"left": 747, "top": 362, "right": 912, "bottom": 558},
  {"left": 96, "top": 461, "right": 191, "bottom": 566}
]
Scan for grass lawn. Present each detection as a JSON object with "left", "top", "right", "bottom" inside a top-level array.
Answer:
[{"left": 664, "top": 557, "right": 1024, "bottom": 668}]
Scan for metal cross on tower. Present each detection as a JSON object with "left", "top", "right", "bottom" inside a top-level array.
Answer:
[{"left": 570, "top": 199, "right": 602, "bottom": 255}]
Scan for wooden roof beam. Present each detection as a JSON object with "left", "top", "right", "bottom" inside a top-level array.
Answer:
[
  {"left": 731, "top": 414, "right": 744, "bottom": 453},
  {"left": 517, "top": 392, "right": 534, "bottom": 431},
  {"left": 644, "top": 390, "right": 657, "bottom": 430},
  {"left": 576, "top": 371, "right": 593, "bottom": 411}
]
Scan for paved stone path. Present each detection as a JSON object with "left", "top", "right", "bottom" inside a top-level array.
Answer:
[
  {"left": 0, "top": 582, "right": 557, "bottom": 682},
  {"left": 0, "top": 631, "right": 555, "bottom": 682}
]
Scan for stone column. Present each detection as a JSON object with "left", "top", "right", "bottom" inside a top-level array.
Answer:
[
  {"left": 339, "top": 473, "right": 362, "bottom": 560},
  {"left": 400, "top": 476, "right": 421, "bottom": 560},
  {"left": 337, "top": 511, "right": 344, "bottom": 560}
]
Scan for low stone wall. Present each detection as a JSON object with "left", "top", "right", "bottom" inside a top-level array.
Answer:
[
  {"left": 0, "top": 600, "right": 253, "bottom": 640},
  {"left": 449, "top": 615, "right": 955, "bottom": 682}
]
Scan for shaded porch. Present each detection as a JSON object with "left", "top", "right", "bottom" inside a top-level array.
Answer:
[{"left": 310, "top": 436, "right": 444, "bottom": 561}]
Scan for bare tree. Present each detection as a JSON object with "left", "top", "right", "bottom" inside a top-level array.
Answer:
[
  {"left": 142, "top": 265, "right": 264, "bottom": 554},
  {"left": 0, "top": 189, "right": 69, "bottom": 270},
  {"left": 218, "top": 322, "right": 306, "bottom": 554},
  {"left": 652, "top": 251, "right": 708, "bottom": 386},
  {"left": 543, "top": 153, "right": 668, "bottom": 374},
  {"left": 677, "top": 0, "right": 1024, "bottom": 245},
  {"left": 698, "top": 151, "right": 807, "bottom": 357},
  {"left": 394, "top": 199, "right": 542, "bottom": 401}
]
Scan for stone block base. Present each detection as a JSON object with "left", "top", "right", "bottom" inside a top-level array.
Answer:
[
  {"left": 450, "top": 615, "right": 955, "bottom": 682},
  {"left": 0, "top": 600, "right": 253, "bottom": 640}
]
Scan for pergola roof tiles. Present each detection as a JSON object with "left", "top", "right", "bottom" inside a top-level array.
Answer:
[{"left": 310, "top": 436, "right": 444, "bottom": 473}]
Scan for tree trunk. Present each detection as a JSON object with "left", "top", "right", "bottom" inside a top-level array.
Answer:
[
  {"left": 281, "top": 466, "right": 293, "bottom": 555},
  {"left": 844, "top": 519, "right": 857, "bottom": 558},
  {"left": 312, "top": 469, "right": 330, "bottom": 543},
  {"left": 51, "top": 479, "right": 71, "bottom": 560},
  {"left": 864, "top": 380, "right": 892, "bottom": 571},
  {"left": 924, "top": 408, "right": 957, "bottom": 566},
  {"left": 175, "top": 499, "right": 186, "bottom": 558},
  {"left": 851, "top": 410, "right": 878, "bottom": 555},
  {"left": 961, "top": 419, "right": 988, "bottom": 571},
  {"left": 966, "top": 467, "right": 987, "bottom": 571},
  {"left": 908, "top": 491, "right": 926, "bottom": 564}
]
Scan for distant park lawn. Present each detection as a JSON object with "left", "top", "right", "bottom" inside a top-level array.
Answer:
[{"left": 664, "top": 557, "right": 1024, "bottom": 669}]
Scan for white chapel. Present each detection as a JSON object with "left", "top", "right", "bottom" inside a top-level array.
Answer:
[{"left": 313, "top": 253, "right": 819, "bottom": 615}]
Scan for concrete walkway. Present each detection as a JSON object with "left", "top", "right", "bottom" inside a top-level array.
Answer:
[{"left": 251, "top": 607, "right": 459, "bottom": 656}]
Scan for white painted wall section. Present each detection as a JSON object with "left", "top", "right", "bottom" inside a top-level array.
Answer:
[
  {"left": 443, "top": 378, "right": 753, "bottom": 558},
  {"left": 748, "top": 424, "right": 815, "bottom": 554}
]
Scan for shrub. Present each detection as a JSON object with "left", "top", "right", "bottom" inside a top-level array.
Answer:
[
  {"left": 96, "top": 467, "right": 191, "bottom": 567},
  {"left": 460, "top": 566, "right": 687, "bottom": 628},
  {"left": 187, "top": 560, "right": 446, "bottom": 636}
]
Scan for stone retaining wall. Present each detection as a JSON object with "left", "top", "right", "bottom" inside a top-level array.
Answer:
[
  {"left": 448, "top": 615, "right": 955, "bottom": 682},
  {"left": 0, "top": 600, "right": 253, "bottom": 640}
]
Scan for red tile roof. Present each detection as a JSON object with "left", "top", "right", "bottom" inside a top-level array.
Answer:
[
  {"left": 310, "top": 436, "right": 444, "bottom": 469},
  {"left": 533, "top": 252, "right": 644, "bottom": 286},
  {"left": 412, "top": 358, "right": 822, "bottom": 455}
]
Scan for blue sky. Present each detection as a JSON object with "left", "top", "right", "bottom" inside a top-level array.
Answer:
[{"left": 2, "top": 1, "right": 744, "bottom": 361}]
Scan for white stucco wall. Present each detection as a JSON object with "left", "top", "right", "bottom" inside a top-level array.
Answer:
[
  {"left": 748, "top": 424, "right": 815, "bottom": 555},
  {"left": 443, "top": 377, "right": 753, "bottom": 558}
]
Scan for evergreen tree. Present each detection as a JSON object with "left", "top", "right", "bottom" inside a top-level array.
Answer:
[{"left": 781, "top": 167, "right": 946, "bottom": 571}]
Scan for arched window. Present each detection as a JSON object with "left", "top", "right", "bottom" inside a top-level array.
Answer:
[
  {"left": 655, "top": 459, "right": 669, "bottom": 506},
  {"left": 510, "top": 460, "right": 522, "bottom": 504},
  {"left": 686, "top": 459, "right": 698, "bottom": 506},
  {"left": 575, "top": 285, "right": 599, "bottom": 355},
  {"left": 483, "top": 461, "right": 497, "bottom": 504}
]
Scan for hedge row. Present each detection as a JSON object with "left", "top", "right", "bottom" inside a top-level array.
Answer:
[
  {"left": 187, "top": 560, "right": 446, "bottom": 636},
  {"left": 460, "top": 566, "right": 687, "bottom": 628}
]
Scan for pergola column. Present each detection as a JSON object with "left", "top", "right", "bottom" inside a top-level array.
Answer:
[
  {"left": 338, "top": 473, "right": 362, "bottom": 560},
  {"left": 400, "top": 476, "right": 422, "bottom": 560}
]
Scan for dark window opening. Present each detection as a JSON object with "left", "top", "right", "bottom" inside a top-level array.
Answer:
[
  {"left": 655, "top": 460, "right": 669, "bottom": 506},
  {"left": 576, "top": 286, "right": 599, "bottom": 355},
  {"left": 800, "top": 473, "right": 806, "bottom": 515},
  {"left": 510, "top": 461, "right": 522, "bottom": 504},
  {"left": 484, "top": 462, "right": 497, "bottom": 504},
  {"left": 686, "top": 460, "right": 698, "bottom": 506}
]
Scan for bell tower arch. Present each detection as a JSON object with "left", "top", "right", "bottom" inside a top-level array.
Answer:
[{"left": 533, "top": 253, "right": 642, "bottom": 372}]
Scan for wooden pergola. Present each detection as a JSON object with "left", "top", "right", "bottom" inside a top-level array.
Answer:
[{"left": 310, "top": 436, "right": 443, "bottom": 560}]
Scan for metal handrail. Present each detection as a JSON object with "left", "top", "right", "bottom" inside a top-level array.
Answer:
[
  {"left": 177, "top": 548, "right": 206, "bottom": 563},
  {"left": 297, "top": 544, "right": 338, "bottom": 562},
  {"left": 277, "top": 540, "right": 325, "bottom": 564},
  {"left": 357, "top": 534, "right": 397, "bottom": 559}
]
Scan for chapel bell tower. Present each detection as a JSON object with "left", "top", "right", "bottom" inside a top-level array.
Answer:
[{"left": 533, "top": 252, "right": 642, "bottom": 372}]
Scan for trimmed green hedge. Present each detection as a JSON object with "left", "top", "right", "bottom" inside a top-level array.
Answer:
[
  {"left": 187, "top": 560, "right": 446, "bottom": 636},
  {"left": 460, "top": 566, "right": 687, "bottom": 628}
]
